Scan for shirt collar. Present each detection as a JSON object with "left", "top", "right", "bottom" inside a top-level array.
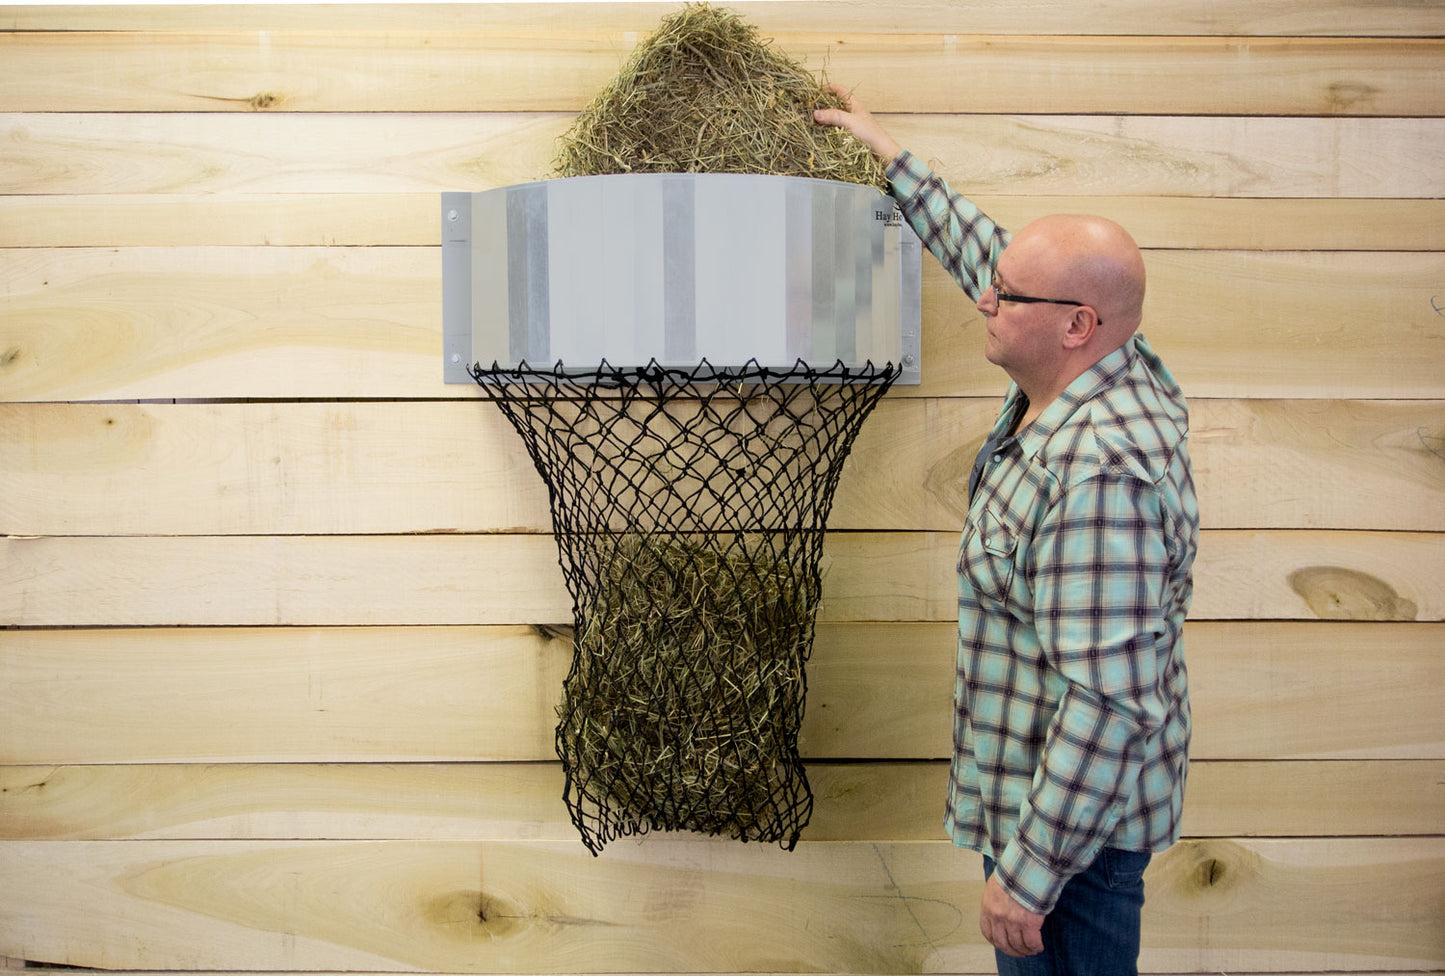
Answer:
[{"left": 997, "top": 337, "right": 1140, "bottom": 460}]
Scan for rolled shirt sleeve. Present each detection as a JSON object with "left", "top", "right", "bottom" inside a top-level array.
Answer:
[{"left": 886, "top": 150, "right": 1009, "bottom": 302}]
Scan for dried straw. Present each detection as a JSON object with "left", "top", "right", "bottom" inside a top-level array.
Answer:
[
  {"left": 554, "top": 3, "right": 887, "bottom": 191},
  {"left": 560, "top": 532, "right": 812, "bottom": 837}
]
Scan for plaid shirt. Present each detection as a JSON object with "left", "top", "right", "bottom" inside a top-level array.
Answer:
[{"left": 889, "top": 151, "right": 1199, "bottom": 914}]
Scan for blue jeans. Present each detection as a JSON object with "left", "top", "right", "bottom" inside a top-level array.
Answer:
[{"left": 982, "top": 847, "right": 1151, "bottom": 976}]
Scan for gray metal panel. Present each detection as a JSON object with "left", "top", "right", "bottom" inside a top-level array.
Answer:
[
  {"left": 441, "top": 193, "right": 471, "bottom": 383},
  {"left": 470, "top": 188, "right": 508, "bottom": 370},
  {"left": 695, "top": 174, "right": 787, "bottom": 367},
  {"left": 898, "top": 221, "right": 923, "bottom": 385},
  {"left": 784, "top": 178, "right": 813, "bottom": 363},
  {"left": 809, "top": 182, "right": 836, "bottom": 364},
  {"left": 507, "top": 183, "right": 550, "bottom": 364},
  {"left": 853, "top": 186, "right": 877, "bottom": 363},
  {"left": 661, "top": 177, "right": 697, "bottom": 365},
  {"left": 830, "top": 183, "right": 857, "bottom": 364},
  {"left": 442, "top": 173, "right": 922, "bottom": 383},
  {"left": 867, "top": 202, "right": 890, "bottom": 367},
  {"left": 504, "top": 189, "right": 529, "bottom": 362},
  {"left": 628, "top": 177, "right": 667, "bottom": 366},
  {"left": 546, "top": 176, "right": 605, "bottom": 366}
]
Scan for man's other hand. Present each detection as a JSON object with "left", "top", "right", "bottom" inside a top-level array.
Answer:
[{"left": 980, "top": 873, "right": 1046, "bottom": 958}]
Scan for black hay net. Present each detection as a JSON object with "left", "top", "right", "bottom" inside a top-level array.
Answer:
[{"left": 470, "top": 358, "right": 898, "bottom": 853}]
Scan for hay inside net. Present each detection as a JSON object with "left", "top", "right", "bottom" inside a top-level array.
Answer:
[
  {"left": 553, "top": 2, "right": 887, "bottom": 191},
  {"left": 562, "top": 531, "right": 812, "bottom": 838}
]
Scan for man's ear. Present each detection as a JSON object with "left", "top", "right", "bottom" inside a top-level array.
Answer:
[{"left": 1061, "top": 307, "right": 1099, "bottom": 350}]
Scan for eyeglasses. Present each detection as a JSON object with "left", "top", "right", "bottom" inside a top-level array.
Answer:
[{"left": 987, "top": 284, "right": 1102, "bottom": 325}]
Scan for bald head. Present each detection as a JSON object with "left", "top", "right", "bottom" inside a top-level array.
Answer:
[
  {"left": 978, "top": 213, "right": 1148, "bottom": 417},
  {"left": 1011, "top": 214, "right": 1147, "bottom": 339}
]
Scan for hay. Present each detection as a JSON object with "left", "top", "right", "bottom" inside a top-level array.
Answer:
[
  {"left": 559, "top": 532, "right": 812, "bottom": 838},
  {"left": 553, "top": 3, "right": 887, "bottom": 191}
]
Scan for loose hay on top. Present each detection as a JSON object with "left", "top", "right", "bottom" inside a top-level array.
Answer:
[{"left": 553, "top": 3, "right": 888, "bottom": 191}]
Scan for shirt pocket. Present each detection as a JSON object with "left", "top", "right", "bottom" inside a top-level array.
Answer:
[{"left": 959, "top": 506, "right": 1019, "bottom": 608}]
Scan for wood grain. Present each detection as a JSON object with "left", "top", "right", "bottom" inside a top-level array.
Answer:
[
  {"left": 3, "top": 399, "right": 1439, "bottom": 535},
  {"left": 0, "top": 972, "right": 1428, "bottom": 976},
  {"left": 4, "top": 32, "right": 1440, "bottom": 115},
  {"left": 0, "top": 838, "right": 1439, "bottom": 970},
  {"left": 1187, "top": 400, "right": 1445, "bottom": 531},
  {"left": 4, "top": 113, "right": 1440, "bottom": 198},
  {"left": 2, "top": 760, "right": 1439, "bottom": 842},
  {"left": 7, "top": 1, "right": 1444, "bottom": 36},
  {"left": 0, "top": 972, "right": 1427, "bottom": 976},
  {"left": 7, "top": 194, "right": 1442, "bottom": 250},
  {"left": 925, "top": 249, "right": 1445, "bottom": 401},
  {"left": 1192, "top": 530, "right": 1440, "bottom": 622},
  {"left": 1185, "top": 621, "right": 1445, "bottom": 760},
  {"left": 2, "top": 622, "right": 1439, "bottom": 764},
  {"left": 5, "top": 247, "right": 1442, "bottom": 401},
  {"left": 2, "top": 531, "right": 1442, "bottom": 627}
]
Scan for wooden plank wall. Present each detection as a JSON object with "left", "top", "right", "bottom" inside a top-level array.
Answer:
[{"left": 1, "top": 1, "right": 1442, "bottom": 972}]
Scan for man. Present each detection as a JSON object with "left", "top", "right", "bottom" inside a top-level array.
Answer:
[{"left": 815, "top": 87, "right": 1198, "bottom": 972}]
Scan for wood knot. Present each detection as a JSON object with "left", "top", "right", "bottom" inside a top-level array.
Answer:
[
  {"left": 1325, "top": 81, "right": 1379, "bottom": 112},
  {"left": 1194, "top": 857, "right": 1226, "bottom": 888},
  {"left": 1156, "top": 840, "right": 1255, "bottom": 902},
  {"left": 248, "top": 92, "right": 280, "bottom": 110},
  {"left": 425, "top": 890, "right": 525, "bottom": 941},
  {"left": 1288, "top": 566, "right": 1418, "bottom": 621}
]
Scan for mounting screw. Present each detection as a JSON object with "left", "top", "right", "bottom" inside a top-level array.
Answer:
[
  {"left": 450, "top": 353, "right": 461, "bottom": 364},
  {"left": 902, "top": 353, "right": 916, "bottom": 366},
  {"left": 447, "top": 209, "right": 459, "bottom": 222}
]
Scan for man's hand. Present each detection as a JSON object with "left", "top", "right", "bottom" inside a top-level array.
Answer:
[
  {"left": 811, "top": 83, "right": 903, "bottom": 163},
  {"left": 980, "top": 873, "right": 1046, "bottom": 958}
]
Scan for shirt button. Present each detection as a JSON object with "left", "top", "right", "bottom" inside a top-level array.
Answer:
[{"left": 992, "top": 454, "right": 1003, "bottom": 463}]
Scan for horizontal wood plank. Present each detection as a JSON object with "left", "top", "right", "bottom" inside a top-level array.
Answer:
[
  {"left": 0, "top": 837, "right": 1439, "bottom": 971},
  {"left": 51, "top": 972, "right": 1403, "bottom": 976},
  {"left": 4, "top": 33, "right": 1441, "bottom": 116},
  {"left": 2, "top": 622, "right": 1439, "bottom": 764},
  {"left": 3, "top": 399, "right": 1441, "bottom": 535},
  {"left": 4, "top": 247, "right": 1442, "bottom": 401},
  {"left": 4, "top": 113, "right": 1441, "bottom": 198},
  {"left": 0, "top": 193, "right": 439, "bottom": 247},
  {"left": 1, "top": 972, "right": 1433, "bottom": 976},
  {"left": 1189, "top": 530, "right": 1441, "bottom": 622},
  {"left": 7, "top": 1, "right": 1444, "bottom": 36},
  {"left": 2, "top": 760, "right": 1439, "bottom": 842},
  {"left": 928, "top": 249, "right": 1445, "bottom": 401},
  {"left": 6, "top": 194, "right": 1442, "bottom": 250},
  {"left": 1, "top": 531, "right": 1441, "bottom": 627},
  {"left": 1156, "top": 399, "right": 1445, "bottom": 531}
]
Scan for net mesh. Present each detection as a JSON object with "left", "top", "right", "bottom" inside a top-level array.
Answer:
[{"left": 470, "top": 358, "right": 897, "bottom": 853}]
